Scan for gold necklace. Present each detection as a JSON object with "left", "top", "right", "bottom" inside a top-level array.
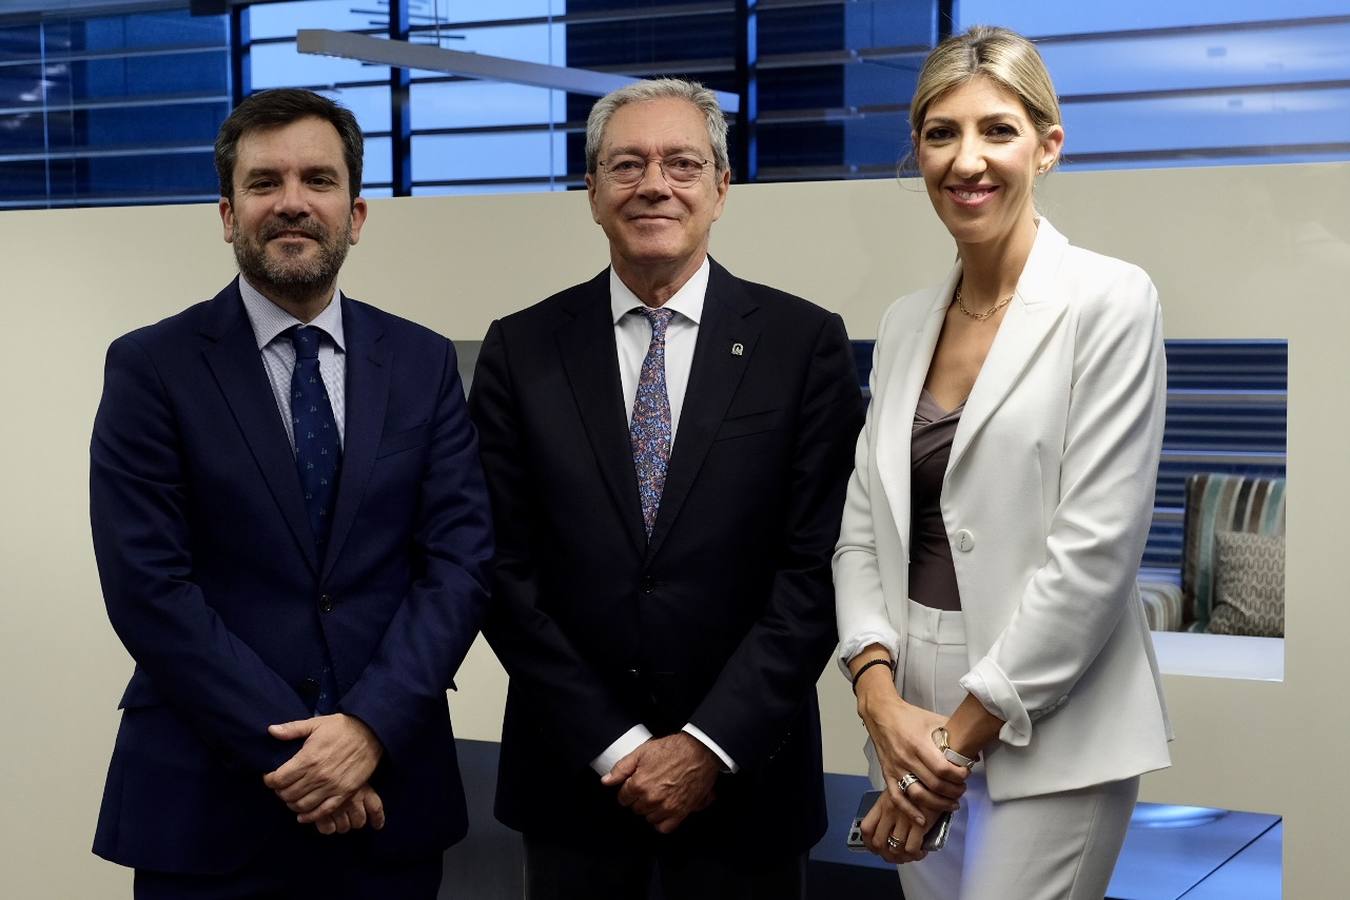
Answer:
[{"left": 953, "top": 283, "right": 1013, "bottom": 321}]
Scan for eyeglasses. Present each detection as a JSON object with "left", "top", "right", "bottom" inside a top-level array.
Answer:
[{"left": 598, "top": 154, "right": 713, "bottom": 187}]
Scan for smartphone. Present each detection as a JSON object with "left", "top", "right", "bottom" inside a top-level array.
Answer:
[
  {"left": 845, "top": 789, "right": 955, "bottom": 853},
  {"left": 922, "top": 810, "right": 953, "bottom": 851},
  {"left": 845, "top": 789, "right": 882, "bottom": 851}
]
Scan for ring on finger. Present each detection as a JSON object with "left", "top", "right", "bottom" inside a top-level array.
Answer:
[
  {"left": 885, "top": 835, "right": 902, "bottom": 850},
  {"left": 897, "top": 772, "right": 922, "bottom": 794}
]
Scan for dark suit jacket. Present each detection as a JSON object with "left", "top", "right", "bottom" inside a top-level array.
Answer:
[
  {"left": 90, "top": 279, "right": 493, "bottom": 874},
  {"left": 469, "top": 259, "right": 863, "bottom": 852}
]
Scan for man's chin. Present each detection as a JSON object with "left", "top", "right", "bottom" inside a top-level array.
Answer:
[
  {"left": 261, "top": 250, "right": 331, "bottom": 284},
  {"left": 234, "top": 237, "right": 348, "bottom": 298},
  {"left": 240, "top": 262, "right": 331, "bottom": 295},
  {"left": 620, "top": 240, "right": 688, "bottom": 264},
  {"left": 264, "top": 271, "right": 330, "bottom": 291},
  {"left": 266, "top": 243, "right": 317, "bottom": 263}
]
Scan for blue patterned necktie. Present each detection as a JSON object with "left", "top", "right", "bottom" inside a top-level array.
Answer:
[
  {"left": 289, "top": 325, "right": 342, "bottom": 551},
  {"left": 630, "top": 308, "right": 675, "bottom": 537},
  {"left": 289, "top": 325, "right": 342, "bottom": 714}
]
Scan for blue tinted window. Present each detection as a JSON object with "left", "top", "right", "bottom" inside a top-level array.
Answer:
[
  {"left": 4, "top": 1, "right": 1348, "bottom": 207},
  {"left": 322, "top": 84, "right": 392, "bottom": 133},
  {"left": 438, "top": 0, "right": 565, "bottom": 25},
  {"left": 249, "top": 40, "right": 390, "bottom": 90},
  {"left": 0, "top": 8, "right": 227, "bottom": 208},
  {"left": 412, "top": 132, "right": 567, "bottom": 182},
  {"left": 1064, "top": 88, "right": 1350, "bottom": 162},
  {"left": 410, "top": 82, "right": 564, "bottom": 130},
  {"left": 77, "top": 52, "right": 228, "bottom": 97},
  {"left": 951, "top": 2, "right": 1350, "bottom": 173},
  {"left": 957, "top": 0, "right": 1350, "bottom": 35},
  {"left": 248, "top": 0, "right": 379, "bottom": 40},
  {"left": 363, "top": 135, "right": 392, "bottom": 188}
]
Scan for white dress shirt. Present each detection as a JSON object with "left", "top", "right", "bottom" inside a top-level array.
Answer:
[{"left": 590, "top": 258, "right": 739, "bottom": 777}]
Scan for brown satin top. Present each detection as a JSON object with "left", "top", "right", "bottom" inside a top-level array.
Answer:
[{"left": 909, "top": 388, "right": 964, "bottom": 611}]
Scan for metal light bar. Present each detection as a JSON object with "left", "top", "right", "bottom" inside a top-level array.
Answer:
[{"left": 297, "top": 29, "right": 741, "bottom": 113}]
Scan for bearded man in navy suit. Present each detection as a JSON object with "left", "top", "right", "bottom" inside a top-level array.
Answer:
[
  {"left": 470, "top": 78, "right": 864, "bottom": 899},
  {"left": 90, "top": 89, "right": 492, "bottom": 899}
]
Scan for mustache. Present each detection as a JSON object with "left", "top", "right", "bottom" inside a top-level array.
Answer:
[{"left": 260, "top": 218, "right": 328, "bottom": 241}]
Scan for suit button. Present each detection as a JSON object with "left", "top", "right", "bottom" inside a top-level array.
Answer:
[
  {"left": 300, "top": 677, "right": 320, "bottom": 703},
  {"left": 640, "top": 577, "right": 655, "bottom": 594},
  {"left": 954, "top": 530, "right": 975, "bottom": 552},
  {"left": 319, "top": 594, "right": 334, "bottom": 613}
]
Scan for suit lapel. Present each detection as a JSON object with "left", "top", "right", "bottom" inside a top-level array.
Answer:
[
  {"left": 558, "top": 271, "right": 647, "bottom": 554},
  {"left": 200, "top": 280, "right": 319, "bottom": 574},
  {"left": 875, "top": 271, "right": 955, "bottom": 558},
  {"left": 946, "top": 222, "right": 1070, "bottom": 478},
  {"left": 645, "top": 260, "right": 760, "bottom": 561},
  {"left": 321, "top": 297, "right": 389, "bottom": 581}
]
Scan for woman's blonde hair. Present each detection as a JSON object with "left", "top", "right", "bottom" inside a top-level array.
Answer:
[{"left": 910, "top": 26, "right": 1062, "bottom": 148}]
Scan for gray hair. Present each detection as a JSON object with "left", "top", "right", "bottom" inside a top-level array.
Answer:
[{"left": 584, "top": 78, "right": 730, "bottom": 176}]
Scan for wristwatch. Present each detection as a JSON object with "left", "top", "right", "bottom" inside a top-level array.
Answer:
[{"left": 931, "top": 726, "right": 978, "bottom": 769}]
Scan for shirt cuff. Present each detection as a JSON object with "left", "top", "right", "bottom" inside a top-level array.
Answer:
[
  {"left": 590, "top": 724, "right": 653, "bottom": 777},
  {"left": 960, "top": 659, "right": 1033, "bottom": 748},
  {"left": 682, "top": 723, "right": 739, "bottom": 774}
]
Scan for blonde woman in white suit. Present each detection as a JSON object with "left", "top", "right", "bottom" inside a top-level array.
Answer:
[{"left": 834, "top": 26, "right": 1172, "bottom": 900}]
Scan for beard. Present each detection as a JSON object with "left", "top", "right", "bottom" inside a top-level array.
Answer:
[{"left": 232, "top": 213, "right": 352, "bottom": 304}]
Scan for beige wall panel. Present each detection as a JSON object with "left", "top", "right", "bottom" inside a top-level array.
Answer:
[
  {"left": 3, "top": 162, "right": 1345, "bottom": 896},
  {"left": 340, "top": 191, "right": 609, "bottom": 340}
]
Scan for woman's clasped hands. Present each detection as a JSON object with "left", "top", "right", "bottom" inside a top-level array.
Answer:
[{"left": 855, "top": 673, "right": 969, "bottom": 864}]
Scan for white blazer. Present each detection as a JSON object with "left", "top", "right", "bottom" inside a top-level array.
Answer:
[{"left": 834, "top": 220, "right": 1172, "bottom": 802}]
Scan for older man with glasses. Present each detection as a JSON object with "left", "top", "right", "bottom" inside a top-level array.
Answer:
[{"left": 469, "top": 78, "right": 865, "bottom": 899}]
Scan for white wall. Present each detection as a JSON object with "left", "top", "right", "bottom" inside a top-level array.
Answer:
[{"left": 2, "top": 163, "right": 1344, "bottom": 896}]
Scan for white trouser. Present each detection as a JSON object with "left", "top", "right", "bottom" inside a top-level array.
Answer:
[{"left": 873, "top": 599, "right": 1139, "bottom": 900}]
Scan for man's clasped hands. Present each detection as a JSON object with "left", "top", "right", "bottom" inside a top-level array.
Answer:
[
  {"left": 262, "top": 713, "right": 386, "bottom": 836},
  {"left": 262, "top": 716, "right": 722, "bottom": 837}
]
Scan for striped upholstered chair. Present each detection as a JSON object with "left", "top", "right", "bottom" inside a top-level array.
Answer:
[
  {"left": 1136, "top": 580, "right": 1185, "bottom": 633},
  {"left": 1180, "top": 473, "right": 1286, "bottom": 633}
]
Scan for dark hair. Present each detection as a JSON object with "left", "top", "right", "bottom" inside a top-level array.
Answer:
[{"left": 215, "top": 88, "right": 364, "bottom": 202}]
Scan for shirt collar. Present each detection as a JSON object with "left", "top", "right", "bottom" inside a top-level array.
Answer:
[
  {"left": 609, "top": 257, "right": 709, "bottom": 326},
  {"left": 238, "top": 274, "right": 346, "bottom": 353}
]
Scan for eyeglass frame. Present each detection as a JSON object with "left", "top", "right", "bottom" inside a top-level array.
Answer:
[{"left": 595, "top": 153, "right": 716, "bottom": 187}]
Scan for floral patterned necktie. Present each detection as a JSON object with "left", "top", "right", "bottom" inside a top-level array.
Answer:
[{"left": 629, "top": 308, "right": 674, "bottom": 537}]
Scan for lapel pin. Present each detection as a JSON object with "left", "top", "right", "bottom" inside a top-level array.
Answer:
[{"left": 731, "top": 342, "right": 744, "bottom": 357}]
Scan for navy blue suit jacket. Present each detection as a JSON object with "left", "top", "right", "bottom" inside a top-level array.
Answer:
[{"left": 90, "top": 279, "right": 492, "bottom": 874}]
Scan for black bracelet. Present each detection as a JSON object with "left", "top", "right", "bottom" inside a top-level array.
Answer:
[{"left": 851, "top": 657, "right": 895, "bottom": 695}]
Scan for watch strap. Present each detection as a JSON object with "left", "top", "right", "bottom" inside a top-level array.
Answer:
[
  {"left": 943, "top": 746, "right": 978, "bottom": 769},
  {"left": 932, "top": 726, "right": 978, "bottom": 768}
]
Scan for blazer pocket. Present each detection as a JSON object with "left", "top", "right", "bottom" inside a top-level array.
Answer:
[
  {"left": 713, "top": 408, "right": 784, "bottom": 442},
  {"left": 376, "top": 422, "right": 431, "bottom": 458}
]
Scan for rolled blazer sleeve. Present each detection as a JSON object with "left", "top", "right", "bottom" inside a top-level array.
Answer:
[
  {"left": 960, "top": 267, "right": 1166, "bottom": 747},
  {"left": 833, "top": 304, "right": 904, "bottom": 674}
]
